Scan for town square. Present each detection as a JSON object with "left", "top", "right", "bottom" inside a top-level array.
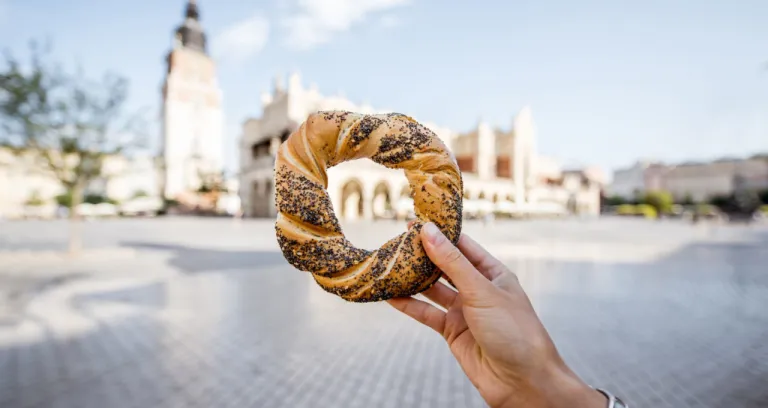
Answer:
[
  {"left": 2, "top": 0, "right": 768, "bottom": 407},
  {"left": 1, "top": 217, "right": 767, "bottom": 407}
]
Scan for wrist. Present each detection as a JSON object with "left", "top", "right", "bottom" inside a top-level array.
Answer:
[
  {"left": 500, "top": 361, "right": 606, "bottom": 408},
  {"left": 542, "top": 369, "right": 606, "bottom": 408}
]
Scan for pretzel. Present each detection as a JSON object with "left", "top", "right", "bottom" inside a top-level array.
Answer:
[{"left": 274, "top": 111, "right": 463, "bottom": 302}]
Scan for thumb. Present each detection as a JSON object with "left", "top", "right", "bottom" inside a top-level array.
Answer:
[{"left": 420, "top": 223, "right": 496, "bottom": 301}]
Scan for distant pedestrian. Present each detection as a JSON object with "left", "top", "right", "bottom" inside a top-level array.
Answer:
[{"left": 481, "top": 212, "right": 494, "bottom": 226}]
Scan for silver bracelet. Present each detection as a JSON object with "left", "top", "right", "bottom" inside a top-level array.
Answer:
[{"left": 595, "top": 388, "right": 628, "bottom": 408}]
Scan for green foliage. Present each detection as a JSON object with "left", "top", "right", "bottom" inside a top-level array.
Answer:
[
  {"left": 759, "top": 205, "right": 768, "bottom": 215},
  {"left": 83, "top": 194, "right": 118, "bottom": 205},
  {"left": 709, "top": 194, "right": 730, "bottom": 208},
  {"left": 695, "top": 204, "right": 718, "bottom": 216},
  {"left": 732, "top": 188, "right": 761, "bottom": 213},
  {"left": 605, "top": 195, "right": 628, "bottom": 206},
  {"left": 636, "top": 204, "right": 658, "bottom": 219},
  {"left": 55, "top": 191, "right": 72, "bottom": 208},
  {"left": 759, "top": 189, "right": 768, "bottom": 205},
  {"left": 132, "top": 189, "right": 149, "bottom": 199},
  {"left": 679, "top": 193, "right": 695, "bottom": 206},
  {"left": 55, "top": 191, "right": 116, "bottom": 207},
  {"left": 641, "top": 190, "right": 673, "bottom": 215},
  {"left": 197, "top": 170, "right": 227, "bottom": 194},
  {"left": 708, "top": 190, "right": 761, "bottom": 216},
  {"left": 25, "top": 190, "right": 46, "bottom": 206},
  {"left": 55, "top": 192, "right": 110, "bottom": 207},
  {"left": 615, "top": 203, "right": 657, "bottom": 218},
  {"left": 616, "top": 204, "right": 636, "bottom": 216}
]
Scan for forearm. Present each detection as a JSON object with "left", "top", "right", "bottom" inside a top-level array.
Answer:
[{"left": 536, "top": 371, "right": 606, "bottom": 408}]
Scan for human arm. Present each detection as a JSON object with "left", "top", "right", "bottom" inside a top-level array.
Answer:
[{"left": 387, "top": 222, "right": 608, "bottom": 408}]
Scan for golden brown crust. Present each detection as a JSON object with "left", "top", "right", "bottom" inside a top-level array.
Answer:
[{"left": 274, "top": 111, "right": 463, "bottom": 302}]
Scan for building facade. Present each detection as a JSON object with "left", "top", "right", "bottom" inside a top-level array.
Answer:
[
  {"left": 608, "top": 161, "right": 654, "bottom": 200},
  {"left": 609, "top": 157, "right": 768, "bottom": 202},
  {"left": 160, "top": 0, "right": 224, "bottom": 202},
  {"left": 239, "top": 73, "right": 603, "bottom": 220},
  {"left": 662, "top": 158, "right": 768, "bottom": 202},
  {"left": 0, "top": 148, "right": 159, "bottom": 219}
]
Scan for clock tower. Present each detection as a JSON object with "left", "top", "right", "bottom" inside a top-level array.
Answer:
[{"left": 161, "top": 0, "right": 224, "bottom": 201}]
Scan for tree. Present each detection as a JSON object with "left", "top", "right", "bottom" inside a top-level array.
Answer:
[
  {"left": 709, "top": 191, "right": 761, "bottom": 220},
  {"left": 642, "top": 190, "right": 673, "bottom": 216},
  {"left": 0, "top": 41, "right": 146, "bottom": 253},
  {"left": 708, "top": 194, "right": 730, "bottom": 209},
  {"left": 194, "top": 170, "right": 228, "bottom": 213},
  {"left": 759, "top": 189, "right": 768, "bottom": 205},
  {"left": 197, "top": 170, "right": 228, "bottom": 195},
  {"left": 83, "top": 193, "right": 118, "bottom": 205},
  {"left": 679, "top": 193, "right": 695, "bottom": 206},
  {"left": 25, "top": 190, "right": 46, "bottom": 206},
  {"left": 604, "top": 195, "right": 628, "bottom": 206},
  {"left": 55, "top": 191, "right": 73, "bottom": 208}
]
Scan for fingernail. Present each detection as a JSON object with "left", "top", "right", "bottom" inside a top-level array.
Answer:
[{"left": 422, "top": 222, "right": 444, "bottom": 245}]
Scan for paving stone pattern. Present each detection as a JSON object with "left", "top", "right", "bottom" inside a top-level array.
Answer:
[{"left": 0, "top": 218, "right": 767, "bottom": 407}]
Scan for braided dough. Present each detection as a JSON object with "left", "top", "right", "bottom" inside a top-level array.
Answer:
[{"left": 274, "top": 111, "right": 463, "bottom": 302}]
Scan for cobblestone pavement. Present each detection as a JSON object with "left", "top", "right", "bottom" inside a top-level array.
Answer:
[{"left": 0, "top": 218, "right": 767, "bottom": 407}]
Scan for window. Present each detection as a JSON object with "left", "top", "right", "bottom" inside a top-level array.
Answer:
[
  {"left": 456, "top": 156, "right": 475, "bottom": 173},
  {"left": 496, "top": 156, "right": 511, "bottom": 178},
  {"left": 251, "top": 140, "right": 272, "bottom": 159}
]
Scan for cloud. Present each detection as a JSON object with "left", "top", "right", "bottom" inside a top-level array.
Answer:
[
  {"left": 212, "top": 14, "right": 270, "bottom": 62},
  {"left": 282, "top": 0, "right": 410, "bottom": 49}
]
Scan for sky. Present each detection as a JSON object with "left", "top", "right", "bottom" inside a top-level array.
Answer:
[{"left": 1, "top": 0, "right": 768, "bottom": 177}]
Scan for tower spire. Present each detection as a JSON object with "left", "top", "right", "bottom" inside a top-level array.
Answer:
[
  {"left": 186, "top": 0, "right": 200, "bottom": 21},
  {"left": 174, "top": 0, "right": 207, "bottom": 53}
]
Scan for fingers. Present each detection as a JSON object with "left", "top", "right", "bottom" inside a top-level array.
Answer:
[
  {"left": 420, "top": 223, "right": 496, "bottom": 298},
  {"left": 422, "top": 281, "right": 457, "bottom": 309},
  {"left": 387, "top": 297, "right": 446, "bottom": 334},
  {"left": 441, "top": 274, "right": 456, "bottom": 289},
  {"left": 457, "top": 234, "right": 506, "bottom": 281},
  {"left": 458, "top": 234, "right": 522, "bottom": 295}
]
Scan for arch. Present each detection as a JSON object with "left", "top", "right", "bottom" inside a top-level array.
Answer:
[
  {"left": 340, "top": 179, "right": 365, "bottom": 221},
  {"left": 506, "top": 194, "right": 514, "bottom": 201},
  {"left": 492, "top": 193, "right": 500, "bottom": 203},
  {"left": 251, "top": 140, "right": 270, "bottom": 159},
  {"left": 567, "top": 194, "right": 578, "bottom": 214},
  {"left": 279, "top": 129, "right": 291, "bottom": 143},
  {"left": 478, "top": 191, "right": 487, "bottom": 200},
  {"left": 463, "top": 189, "right": 471, "bottom": 199},
  {"left": 372, "top": 181, "right": 392, "bottom": 219},
  {"left": 250, "top": 181, "right": 261, "bottom": 217}
]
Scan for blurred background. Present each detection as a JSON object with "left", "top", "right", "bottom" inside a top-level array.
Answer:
[{"left": 1, "top": 1, "right": 767, "bottom": 407}]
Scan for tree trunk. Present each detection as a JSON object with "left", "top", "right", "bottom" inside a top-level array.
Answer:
[{"left": 68, "top": 184, "right": 83, "bottom": 256}]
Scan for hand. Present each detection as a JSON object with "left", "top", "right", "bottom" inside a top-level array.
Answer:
[{"left": 388, "top": 222, "right": 606, "bottom": 408}]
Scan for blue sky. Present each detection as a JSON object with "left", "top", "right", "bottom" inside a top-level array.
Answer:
[{"left": 1, "top": 0, "right": 767, "bottom": 176}]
